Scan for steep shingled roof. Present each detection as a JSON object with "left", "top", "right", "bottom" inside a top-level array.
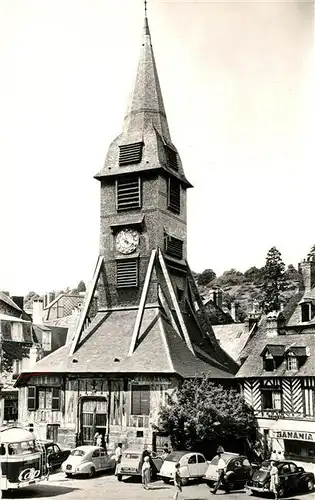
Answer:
[
  {"left": 0, "top": 292, "right": 21, "bottom": 313},
  {"left": 95, "top": 16, "right": 191, "bottom": 187},
  {"left": 212, "top": 323, "right": 250, "bottom": 362},
  {"left": 237, "top": 331, "right": 315, "bottom": 378},
  {"left": 15, "top": 307, "right": 233, "bottom": 384}
]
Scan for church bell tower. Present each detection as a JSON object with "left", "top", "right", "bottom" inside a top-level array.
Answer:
[{"left": 94, "top": 14, "right": 192, "bottom": 311}]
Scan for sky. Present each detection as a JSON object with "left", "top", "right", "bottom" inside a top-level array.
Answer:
[{"left": 0, "top": 0, "right": 314, "bottom": 295}]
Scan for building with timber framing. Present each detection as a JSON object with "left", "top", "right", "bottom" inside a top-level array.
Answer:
[{"left": 237, "top": 253, "right": 315, "bottom": 472}]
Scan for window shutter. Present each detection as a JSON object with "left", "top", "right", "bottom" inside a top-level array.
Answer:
[
  {"left": 167, "top": 177, "right": 180, "bottom": 214},
  {"left": 165, "top": 145, "right": 178, "bottom": 170},
  {"left": 116, "top": 259, "right": 138, "bottom": 288},
  {"left": 2, "top": 321, "right": 12, "bottom": 340},
  {"left": 116, "top": 176, "right": 141, "bottom": 211},
  {"left": 131, "top": 385, "right": 150, "bottom": 415},
  {"left": 164, "top": 234, "right": 183, "bottom": 260},
  {"left": 119, "top": 142, "right": 143, "bottom": 166},
  {"left": 140, "top": 386, "right": 150, "bottom": 415},
  {"left": 28, "top": 386, "right": 37, "bottom": 411},
  {"left": 52, "top": 388, "right": 61, "bottom": 411},
  {"left": 131, "top": 387, "right": 141, "bottom": 415}
]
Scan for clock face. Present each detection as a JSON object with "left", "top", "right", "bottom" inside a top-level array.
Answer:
[{"left": 116, "top": 229, "right": 139, "bottom": 254}]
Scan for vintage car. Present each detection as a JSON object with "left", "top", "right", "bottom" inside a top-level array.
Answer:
[
  {"left": 158, "top": 451, "right": 208, "bottom": 485},
  {"left": 204, "top": 452, "right": 252, "bottom": 491},
  {"left": 246, "top": 460, "right": 315, "bottom": 497},
  {"left": 61, "top": 445, "right": 115, "bottom": 478},
  {"left": 115, "top": 448, "right": 162, "bottom": 482},
  {"left": 40, "top": 440, "right": 71, "bottom": 470}
]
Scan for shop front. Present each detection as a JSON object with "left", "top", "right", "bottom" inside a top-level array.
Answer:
[{"left": 257, "top": 417, "right": 315, "bottom": 474}]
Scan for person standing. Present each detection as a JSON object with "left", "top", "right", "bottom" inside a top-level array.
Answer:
[
  {"left": 161, "top": 443, "right": 170, "bottom": 459},
  {"left": 115, "top": 443, "right": 123, "bottom": 464},
  {"left": 141, "top": 456, "right": 151, "bottom": 490},
  {"left": 269, "top": 462, "right": 280, "bottom": 500},
  {"left": 270, "top": 449, "right": 280, "bottom": 462},
  {"left": 96, "top": 434, "right": 103, "bottom": 447},
  {"left": 93, "top": 432, "right": 99, "bottom": 446},
  {"left": 211, "top": 447, "right": 229, "bottom": 494},
  {"left": 173, "top": 462, "right": 182, "bottom": 500}
]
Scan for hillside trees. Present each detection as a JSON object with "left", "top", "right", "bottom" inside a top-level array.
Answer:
[{"left": 261, "top": 247, "right": 287, "bottom": 313}]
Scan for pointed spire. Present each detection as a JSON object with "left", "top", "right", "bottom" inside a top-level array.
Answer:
[{"left": 122, "top": 7, "right": 171, "bottom": 142}]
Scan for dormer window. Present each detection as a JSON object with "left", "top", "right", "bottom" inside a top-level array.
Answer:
[
  {"left": 261, "top": 344, "right": 285, "bottom": 371},
  {"left": 287, "top": 354, "right": 298, "bottom": 371},
  {"left": 264, "top": 352, "right": 275, "bottom": 371},
  {"left": 301, "top": 302, "right": 311, "bottom": 322}
]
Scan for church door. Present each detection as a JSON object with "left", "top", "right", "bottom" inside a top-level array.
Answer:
[{"left": 80, "top": 398, "right": 107, "bottom": 445}]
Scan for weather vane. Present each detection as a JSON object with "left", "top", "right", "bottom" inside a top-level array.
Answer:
[{"left": 144, "top": 0, "right": 147, "bottom": 16}]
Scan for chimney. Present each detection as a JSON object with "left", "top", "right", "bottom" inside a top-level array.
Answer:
[
  {"left": 12, "top": 296, "right": 24, "bottom": 310},
  {"left": 298, "top": 255, "right": 315, "bottom": 292},
  {"left": 32, "top": 299, "right": 44, "bottom": 324},
  {"left": 209, "top": 287, "right": 223, "bottom": 309},
  {"left": 266, "top": 311, "right": 284, "bottom": 337},
  {"left": 230, "top": 301, "right": 237, "bottom": 322},
  {"left": 245, "top": 313, "right": 259, "bottom": 333}
]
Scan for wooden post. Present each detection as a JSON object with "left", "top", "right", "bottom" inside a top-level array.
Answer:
[
  {"left": 158, "top": 250, "right": 194, "bottom": 355},
  {"left": 69, "top": 255, "right": 104, "bottom": 356},
  {"left": 128, "top": 249, "right": 157, "bottom": 356}
]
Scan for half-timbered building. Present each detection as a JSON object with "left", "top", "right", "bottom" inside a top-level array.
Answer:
[
  {"left": 237, "top": 254, "right": 315, "bottom": 471},
  {"left": 15, "top": 11, "right": 237, "bottom": 449}
]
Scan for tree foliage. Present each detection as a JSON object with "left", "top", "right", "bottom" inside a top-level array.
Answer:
[
  {"left": 156, "top": 376, "right": 257, "bottom": 451},
  {"left": 284, "top": 264, "right": 300, "bottom": 282},
  {"left": 197, "top": 269, "right": 216, "bottom": 286},
  {"left": 244, "top": 266, "right": 264, "bottom": 284},
  {"left": 261, "top": 247, "right": 286, "bottom": 313},
  {"left": 76, "top": 280, "right": 86, "bottom": 293},
  {"left": 216, "top": 269, "right": 245, "bottom": 286}
]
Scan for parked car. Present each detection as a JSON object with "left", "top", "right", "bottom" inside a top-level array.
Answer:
[
  {"left": 115, "top": 448, "right": 162, "bottom": 482},
  {"left": 158, "top": 451, "right": 208, "bottom": 486},
  {"left": 204, "top": 452, "right": 252, "bottom": 491},
  {"left": 40, "top": 440, "right": 71, "bottom": 470},
  {"left": 61, "top": 445, "right": 115, "bottom": 478},
  {"left": 246, "top": 460, "right": 315, "bottom": 497}
]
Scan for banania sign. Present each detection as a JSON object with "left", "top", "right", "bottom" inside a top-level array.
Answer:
[{"left": 273, "top": 430, "right": 315, "bottom": 442}]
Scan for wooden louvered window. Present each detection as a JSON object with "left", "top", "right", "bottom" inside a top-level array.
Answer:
[
  {"left": 165, "top": 145, "right": 178, "bottom": 170},
  {"left": 167, "top": 177, "right": 180, "bottom": 214},
  {"left": 164, "top": 234, "right": 183, "bottom": 260},
  {"left": 27, "top": 386, "right": 37, "bottom": 411},
  {"left": 52, "top": 388, "right": 61, "bottom": 411},
  {"left": 119, "top": 142, "right": 143, "bottom": 166},
  {"left": 116, "top": 176, "right": 141, "bottom": 211},
  {"left": 131, "top": 385, "right": 150, "bottom": 415},
  {"left": 116, "top": 259, "right": 138, "bottom": 288}
]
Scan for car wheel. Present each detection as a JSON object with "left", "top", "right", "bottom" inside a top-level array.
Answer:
[
  {"left": 278, "top": 486, "right": 285, "bottom": 498},
  {"left": 88, "top": 467, "right": 96, "bottom": 478},
  {"left": 181, "top": 477, "right": 189, "bottom": 486},
  {"left": 117, "top": 474, "right": 122, "bottom": 482},
  {"left": 162, "top": 478, "right": 170, "bottom": 484},
  {"left": 226, "top": 481, "right": 235, "bottom": 492},
  {"left": 306, "top": 478, "right": 314, "bottom": 492},
  {"left": 65, "top": 473, "right": 72, "bottom": 478}
]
